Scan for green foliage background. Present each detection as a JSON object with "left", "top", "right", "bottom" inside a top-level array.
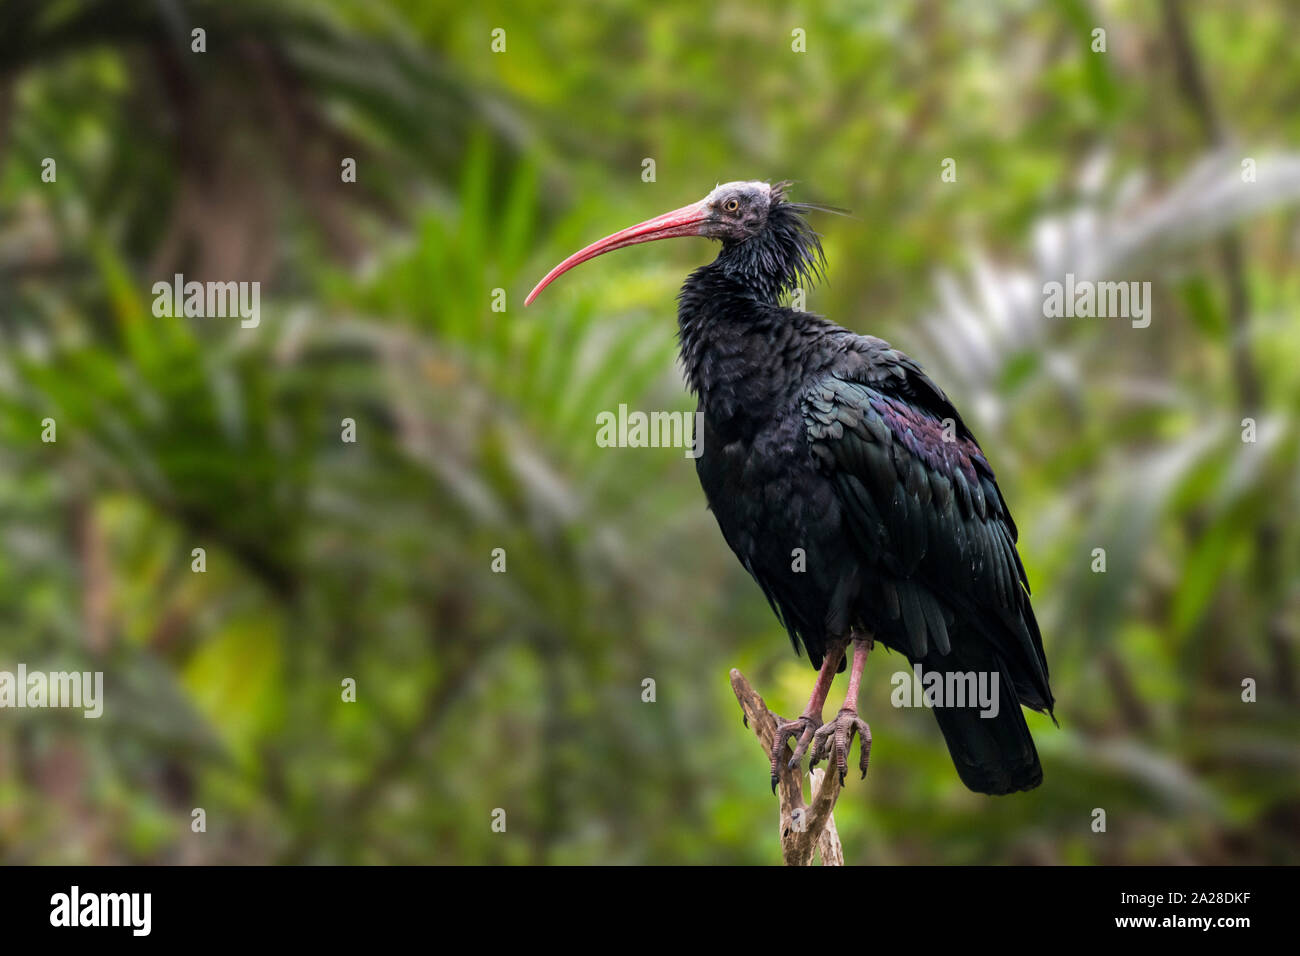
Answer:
[{"left": 0, "top": 0, "right": 1297, "bottom": 864}]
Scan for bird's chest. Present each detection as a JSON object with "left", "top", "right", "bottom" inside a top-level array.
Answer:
[{"left": 694, "top": 401, "right": 841, "bottom": 567}]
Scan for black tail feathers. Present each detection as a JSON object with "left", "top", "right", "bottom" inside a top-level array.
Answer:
[{"left": 924, "top": 649, "right": 1044, "bottom": 795}]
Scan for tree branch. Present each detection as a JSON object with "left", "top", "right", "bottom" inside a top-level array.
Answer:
[{"left": 730, "top": 668, "right": 844, "bottom": 865}]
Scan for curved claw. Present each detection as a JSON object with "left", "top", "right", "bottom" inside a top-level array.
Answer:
[
  {"left": 856, "top": 717, "right": 872, "bottom": 780},
  {"left": 768, "top": 715, "right": 822, "bottom": 793},
  {"left": 810, "top": 708, "right": 871, "bottom": 786},
  {"left": 787, "top": 722, "right": 817, "bottom": 770}
]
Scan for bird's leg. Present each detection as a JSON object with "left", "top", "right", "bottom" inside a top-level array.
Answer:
[
  {"left": 768, "top": 637, "right": 849, "bottom": 792},
  {"left": 811, "top": 634, "right": 874, "bottom": 785}
]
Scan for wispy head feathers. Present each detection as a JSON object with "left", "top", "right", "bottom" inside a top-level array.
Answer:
[
  {"left": 770, "top": 180, "right": 853, "bottom": 218},
  {"left": 712, "top": 181, "right": 846, "bottom": 300}
]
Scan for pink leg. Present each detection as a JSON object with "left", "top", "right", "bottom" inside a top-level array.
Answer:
[
  {"left": 768, "top": 638, "right": 849, "bottom": 791},
  {"left": 801, "top": 643, "right": 846, "bottom": 720},
  {"left": 842, "top": 636, "right": 870, "bottom": 712},
  {"left": 812, "top": 634, "right": 874, "bottom": 784}
]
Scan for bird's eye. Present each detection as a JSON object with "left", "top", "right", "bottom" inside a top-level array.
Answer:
[{"left": 724, "top": 199, "right": 740, "bottom": 213}]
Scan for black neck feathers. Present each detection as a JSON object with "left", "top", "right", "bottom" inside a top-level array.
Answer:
[{"left": 675, "top": 207, "right": 837, "bottom": 421}]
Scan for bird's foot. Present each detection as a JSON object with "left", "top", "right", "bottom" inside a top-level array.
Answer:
[
  {"left": 810, "top": 707, "right": 872, "bottom": 786},
  {"left": 768, "top": 714, "right": 822, "bottom": 793}
]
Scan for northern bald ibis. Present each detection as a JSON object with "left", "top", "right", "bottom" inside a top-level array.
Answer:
[{"left": 526, "top": 181, "right": 1054, "bottom": 795}]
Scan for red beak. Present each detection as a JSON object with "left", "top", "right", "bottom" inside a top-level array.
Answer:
[{"left": 524, "top": 200, "right": 711, "bottom": 306}]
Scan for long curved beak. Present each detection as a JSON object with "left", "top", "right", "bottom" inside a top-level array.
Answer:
[{"left": 524, "top": 200, "right": 711, "bottom": 306}]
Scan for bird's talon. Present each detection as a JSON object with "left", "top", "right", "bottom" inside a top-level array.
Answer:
[
  {"left": 811, "top": 708, "right": 871, "bottom": 787},
  {"left": 768, "top": 714, "right": 822, "bottom": 787}
]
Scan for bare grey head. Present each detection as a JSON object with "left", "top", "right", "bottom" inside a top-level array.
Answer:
[{"left": 697, "top": 180, "right": 775, "bottom": 242}]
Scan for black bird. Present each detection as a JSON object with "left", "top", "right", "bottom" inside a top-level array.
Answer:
[{"left": 526, "top": 181, "right": 1054, "bottom": 795}]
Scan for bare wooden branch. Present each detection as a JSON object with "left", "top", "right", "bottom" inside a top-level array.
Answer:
[{"left": 730, "top": 668, "right": 844, "bottom": 866}]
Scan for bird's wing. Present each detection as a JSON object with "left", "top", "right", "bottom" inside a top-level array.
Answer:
[{"left": 802, "top": 336, "right": 1053, "bottom": 712}]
